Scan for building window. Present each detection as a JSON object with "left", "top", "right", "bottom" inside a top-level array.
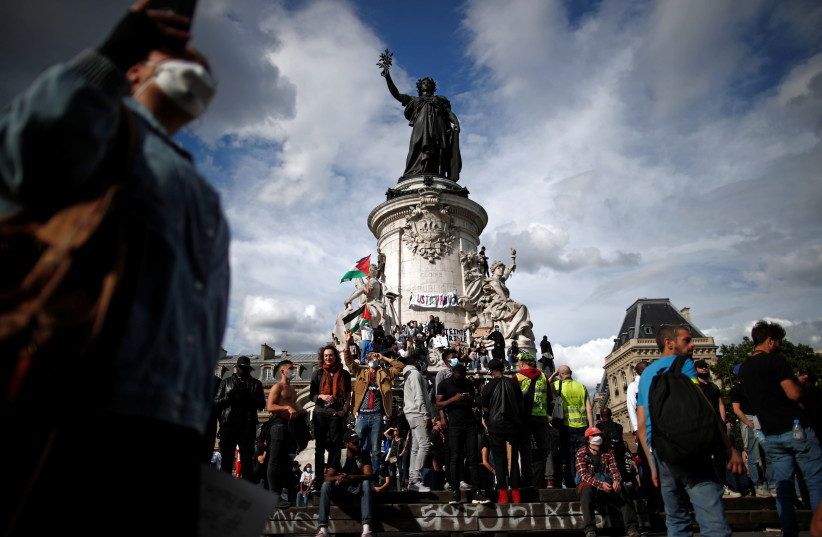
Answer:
[
  {"left": 621, "top": 371, "right": 628, "bottom": 390},
  {"left": 263, "top": 367, "right": 273, "bottom": 381},
  {"left": 612, "top": 376, "right": 620, "bottom": 397},
  {"left": 214, "top": 365, "right": 222, "bottom": 378}
]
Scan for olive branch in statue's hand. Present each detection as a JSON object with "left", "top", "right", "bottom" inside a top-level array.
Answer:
[{"left": 377, "top": 49, "right": 393, "bottom": 77}]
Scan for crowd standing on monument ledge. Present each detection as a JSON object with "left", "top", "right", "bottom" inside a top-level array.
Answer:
[{"left": 216, "top": 319, "right": 822, "bottom": 537}]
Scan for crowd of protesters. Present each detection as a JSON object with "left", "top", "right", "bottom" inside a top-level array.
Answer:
[{"left": 220, "top": 320, "right": 822, "bottom": 537}]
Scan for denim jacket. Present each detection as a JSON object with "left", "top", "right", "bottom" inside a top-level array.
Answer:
[{"left": 0, "top": 50, "right": 230, "bottom": 433}]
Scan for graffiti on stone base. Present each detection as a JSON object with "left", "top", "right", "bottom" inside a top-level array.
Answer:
[{"left": 266, "top": 510, "right": 316, "bottom": 533}]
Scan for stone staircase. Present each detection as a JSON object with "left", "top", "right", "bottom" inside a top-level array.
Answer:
[{"left": 265, "top": 488, "right": 810, "bottom": 536}]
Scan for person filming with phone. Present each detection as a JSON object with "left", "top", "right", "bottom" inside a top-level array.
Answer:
[{"left": 1, "top": 1, "right": 227, "bottom": 535}]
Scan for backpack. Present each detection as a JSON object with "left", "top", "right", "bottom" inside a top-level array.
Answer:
[
  {"left": 486, "top": 377, "right": 522, "bottom": 427},
  {"left": 648, "top": 355, "right": 720, "bottom": 465}
]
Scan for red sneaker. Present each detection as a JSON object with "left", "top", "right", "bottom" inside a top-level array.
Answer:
[
  {"left": 511, "top": 489, "right": 521, "bottom": 504},
  {"left": 497, "top": 489, "right": 509, "bottom": 504}
]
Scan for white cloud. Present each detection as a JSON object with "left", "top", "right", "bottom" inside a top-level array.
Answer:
[
  {"left": 553, "top": 338, "right": 616, "bottom": 392},
  {"left": 3, "top": 1, "right": 821, "bottom": 359}
]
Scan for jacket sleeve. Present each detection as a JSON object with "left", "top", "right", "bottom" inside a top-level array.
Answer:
[
  {"left": 418, "top": 375, "right": 433, "bottom": 418},
  {"left": 252, "top": 380, "right": 266, "bottom": 411},
  {"left": 344, "top": 346, "right": 361, "bottom": 374},
  {"left": 309, "top": 368, "right": 321, "bottom": 404},
  {"left": 605, "top": 451, "right": 622, "bottom": 486},
  {"left": 213, "top": 378, "right": 229, "bottom": 410},
  {"left": 387, "top": 359, "right": 405, "bottom": 378},
  {"left": 0, "top": 50, "right": 130, "bottom": 214},
  {"left": 574, "top": 447, "right": 602, "bottom": 490}
]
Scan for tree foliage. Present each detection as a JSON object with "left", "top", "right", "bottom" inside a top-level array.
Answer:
[{"left": 714, "top": 336, "right": 819, "bottom": 389}]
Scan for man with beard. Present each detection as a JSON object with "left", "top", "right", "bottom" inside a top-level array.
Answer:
[
  {"left": 637, "top": 325, "right": 742, "bottom": 537},
  {"left": 315, "top": 430, "right": 374, "bottom": 537},
  {"left": 740, "top": 321, "right": 822, "bottom": 537}
]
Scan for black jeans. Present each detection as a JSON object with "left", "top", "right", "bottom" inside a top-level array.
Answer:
[
  {"left": 560, "top": 425, "right": 587, "bottom": 487},
  {"left": 488, "top": 430, "right": 520, "bottom": 490},
  {"left": 447, "top": 424, "right": 481, "bottom": 490},
  {"left": 579, "top": 483, "right": 638, "bottom": 533},
  {"left": 220, "top": 422, "right": 256, "bottom": 480},
  {"left": 313, "top": 410, "right": 344, "bottom": 480},
  {"left": 267, "top": 417, "right": 292, "bottom": 493},
  {"left": 519, "top": 415, "right": 550, "bottom": 487}
]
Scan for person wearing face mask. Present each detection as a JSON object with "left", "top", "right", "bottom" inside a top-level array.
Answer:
[
  {"left": 435, "top": 348, "right": 461, "bottom": 392},
  {"left": 267, "top": 360, "right": 308, "bottom": 507},
  {"left": 575, "top": 428, "right": 640, "bottom": 537},
  {"left": 297, "top": 464, "right": 315, "bottom": 507},
  {"left": 0, "top": 2, "right": 227, "bottom": 534},
  {"left": 344, "top": 330, "right": 405, "bottom": 478},
  {"left": 215, "top": 356, "right": 266, "bottom": 481}
]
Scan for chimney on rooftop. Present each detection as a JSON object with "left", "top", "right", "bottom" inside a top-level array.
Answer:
[
  {"left": 261, "top": 343, "right": 276, "bottom": 360},
  {"left": 281, "top": 351, "right": 288, "bottom": 357},
  {"left": 680, "top": 307, "right": 692, "bottom": 323}
]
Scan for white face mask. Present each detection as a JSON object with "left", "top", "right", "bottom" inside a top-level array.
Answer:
[
  {"left": 134, "top": 59, "right": 216, "bottom": 118},
  {"left": 286, "top": 369, "right": 297, "bottom": 380}
]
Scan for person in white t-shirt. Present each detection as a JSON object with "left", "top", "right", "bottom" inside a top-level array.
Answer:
[{"left": 626, "top": 361, "right": 649, "bottom": 434}]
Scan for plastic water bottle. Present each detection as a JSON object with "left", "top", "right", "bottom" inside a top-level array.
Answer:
[
  {"left": 757, "top": 430, "right": 767, "bottom": 444},
  {"left": 793, "top": 419, "right": 806, "bottom": 440}
]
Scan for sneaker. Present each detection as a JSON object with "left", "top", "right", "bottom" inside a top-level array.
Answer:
[
  {"left": 315, "top": 528, "right": 328, "bottom": 537},
  {"left": 449, "top": 491, "right": 461, "bottom": 505},
  {"left": 361, "top": 531, "right": 372, "bottom": 537},
  {"left": 627, "top": 527, "right": 641, "bottom": 537},
  {"left": 276, "top": 499, "right": 291, "bottom": 509},
  {"left": 511, "top": 489, "right": 521, "bottom": 504},
  {"left": 723, "top": 486, "right": 742, "bottom": 498},
  {"left": 408, "top": 482, "right": 431, "bottom": 492},
  {"left": 755, "top": 485, "right": 771, "bottom": 498},
  {"left": 770, "top": 489, "right": 778, "bottom": 497},
  {"left": 460, "top": 481, "right": 471, "bottom": 490},
  {"left": 444, "top": 482, "right": 452, "bottom": 491},
  {"left": 472, "top": 491, "right": 492, "bottom": 505},
  {"left": 497, "top": 489, "right": 509, "bottom": 504},
  {"left": 585, "top": 531, "right": 597, "bottom": 537}
]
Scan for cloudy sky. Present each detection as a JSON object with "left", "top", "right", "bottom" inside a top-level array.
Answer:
[{"left": 3, "top": 0, "right": 821, "bottom": 389}]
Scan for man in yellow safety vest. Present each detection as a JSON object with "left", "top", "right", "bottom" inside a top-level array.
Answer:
[{"left": 550, "top": 365, "right": 594, "bottom": 487}]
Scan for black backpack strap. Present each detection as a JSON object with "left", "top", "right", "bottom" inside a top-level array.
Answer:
[{"left": 670, "top": 354, "right": 688, "bottom": 376}]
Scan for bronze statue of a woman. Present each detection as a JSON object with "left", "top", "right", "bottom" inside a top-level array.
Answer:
[{"left": 378, "top": 50, "right": 461, "bottom": 182}]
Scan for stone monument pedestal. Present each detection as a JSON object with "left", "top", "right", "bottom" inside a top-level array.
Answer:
[{"left": 367, "top": 175, "right": 486, "bottom": 330}]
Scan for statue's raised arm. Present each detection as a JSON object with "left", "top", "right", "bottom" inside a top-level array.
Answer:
[{"left": 377, "top": 49, "right": 461, "bottom": 182}]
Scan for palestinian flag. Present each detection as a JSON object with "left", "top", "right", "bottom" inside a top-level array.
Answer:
[
  {"left": 340, "top": 255, "right": 370, "bottom": 283},
  {"left": 360, "top": 306, "right": 373, "bottom": 327},
  {"left": 350, "top": 306, "right": 373, "bottom": 333},
  {"left": 342, "top": 305, "right": 366, "bottom": 332}
]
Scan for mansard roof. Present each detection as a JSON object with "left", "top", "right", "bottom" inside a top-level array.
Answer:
[{"left": 611, "top": 298, "right": 706, "bottom": 352}]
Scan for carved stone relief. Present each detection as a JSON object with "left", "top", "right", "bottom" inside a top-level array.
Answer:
[{"left": 402, "top": 190, "right": 455, "bottom": 263}]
